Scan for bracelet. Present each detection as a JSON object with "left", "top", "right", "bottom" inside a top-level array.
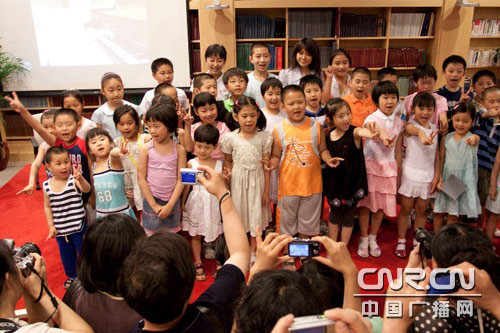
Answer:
[{"left": 219, "top": 191, "right": 231, "bottom": 205}]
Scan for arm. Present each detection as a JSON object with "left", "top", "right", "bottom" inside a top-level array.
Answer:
[
  {"left": 267, "top": 134, "right": 282, "bottom": 171},
  {"left": 109, "top": 147, "right": 124, "bottom": 170},
  {"left": 177, "top": 128, "right": 186, "bottom": 150},
  {"left": 17, "top": 147, "right": 46, "bottom": 195},
  {"left": 158, "top": 144, "right": 187, "bottom": 219},
  {"left": 395, "top": 132, "right": 404, "bottom": 189},
  {"left": 437, "top": 137, "right": 446, "bottom": 190},
  {"left": 223, "top": 153, "right": 233, "bottom": 181},
  {"left": 73, "top": 169, "right": 91, "bottom": 194},
  {"left": 319, "top": 127, "right": 344, "bottom": 168},
  {"left": 262, "top": 152, "right": 270, "bottom": 206},
  {"left": 137, "top": 143, "right": 159, "bottom": 211},
  {"left": 321, "top": 66, "right": 334, "bottom": 104},
  {"left": 183, "top": 107, "right": 195, "bottom": 152},
  {"left": 489, "top": 146, "right": 500, "bottom": 200},
  {"left": 430, "top": 143, "right": 441, "bottom": 193},
  {"left": 43, "top": 190, "right": 57, "bottom": 241},
  {"left": 180, "top": 161, "right": 193, "bottom": 211},
  {"left": 405, "top": 123, "right": 436, "bottom": 145},
  {"left": 465, "top": 133, "right": 480, "bottom": 147}
]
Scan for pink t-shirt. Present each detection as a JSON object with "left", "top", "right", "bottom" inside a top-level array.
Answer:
[
  {"left": 404, "top": 91, "right": 448, "bottom": 127},
  {"left": 191, "top": 121, "right": 229, "bottom": 160}
]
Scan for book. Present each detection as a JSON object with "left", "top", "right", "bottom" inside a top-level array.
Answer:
[
  {"left": 344, "top": 48, "right": 385, "bottom": 68},
  {"left": 190, "top": 12, "right": 199, "bottom": 40},
  {"left": 390, "top": 12, "right": 435, "bottom": 37},
  {"left": 340, "top": 13, "right": 380, "bottom": 37},
  {"left": 288, "top": 9, "right": 335, "bottom": 38},
  {"left": 467, "top": 49, "right": 500, "bottom": 67},
  {"left": 471, "top": 19, "right": 500, "bottom": 36},
  {"left": 388, "top": 48, "right": 425, "bottom": 67}
]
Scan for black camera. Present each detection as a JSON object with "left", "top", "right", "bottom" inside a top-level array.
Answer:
[
  {"left": 288, "top": 238, "right": 320, "bottom": 257},
  {"left": 3, "top": 239, "right": 41, "bottom": 277},
  {"left": 414, "top": 228, "right": 433, "bottom": 260}
]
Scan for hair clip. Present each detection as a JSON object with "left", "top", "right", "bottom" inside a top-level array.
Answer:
[
  {"left": 235, "top": 100, "right": 240, "bottom": 107},
  {"left": 452, "top": 103, "right": 460, "bottom": 111}
]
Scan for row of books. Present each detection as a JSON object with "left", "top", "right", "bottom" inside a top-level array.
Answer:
[
  {"left": 388, "top": 48, "right": 426, "bottom": 68},
  {"left": 50, "top": 95, "right": 100, "bottom": 107},
  {"left": 2, "top": 113, "right": 33, "bottom": 137},
  {"left": 237, "top": 44, "right": 283, "bottom": 71},
  {"left": 286, "top": 44, "right": 336, "bottom": 69},
  {"left": 288, "top": 10, "right": 334, "bottom": 38},
  {"left": 18, "top": 96, "right": 48, "bottom": 108},
  {"left": 340, "top": 14, "right": 386, "bottom": 37},
  {"left": 389, "top": 12, "right": 436, "bottom": 37},
  {"left": 344, "top": 48, "right": 386, "bottom": 68},
  {"left": 236, "top": 15, "right": 285, "bottom": 39},
  {"left": 397, "top": 76, "right": 418, "bottom": 98},
  {"left": 190, "top": 13, "right": 200, "bottom": 40},
  {"left": 192, "top": 47, "right": 201, "bottom": 73},
  {"left": 468, "top": 49, "right": 500, "bottom": 67},
  {"left": 471, "top": 19, "right": 500, "bottom": 36}
]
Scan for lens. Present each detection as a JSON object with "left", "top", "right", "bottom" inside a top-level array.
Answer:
[{"left": 18, "top": 242, "right": 41, "bottom": 257}]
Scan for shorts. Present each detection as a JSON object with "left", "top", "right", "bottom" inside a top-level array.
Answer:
[
  {"left": 142, "top": 196, "right": 181, "bottom": 234},
  {"left": 478, "top": 167, "right": 491, "bottom": 205},
  {"left": 328, "top": 203, "right": 356, "bottom": 228},
  {"left": 277, "top": 193, "right": 322, "bottom": 236}
]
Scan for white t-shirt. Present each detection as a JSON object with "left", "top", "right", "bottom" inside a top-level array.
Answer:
[
  {"left": 77, "top": 117, "right": 97, "bottom": 139},
  {"left": 91, "top": 100, "right": 139, "bottom": 140},
  {"left": 138, "top": 87, "right": 189, "bottom": 116},
  {"left": 329, "top": 74, "right": 350, "bottom": 99},
  {"left": 261, "top": 108, "right": 287, "bottom": 134},
  {"left": 245, "top": 72, "right": 278, "bottom": 109}
]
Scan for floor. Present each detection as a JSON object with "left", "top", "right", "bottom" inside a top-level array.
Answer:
[{"left": 0, "top": 162, "right": 29, "bottom": 188}]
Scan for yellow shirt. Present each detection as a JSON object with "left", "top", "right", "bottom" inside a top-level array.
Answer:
[{"left": 342, "top": 92, "right": 377, "bottom": 128}]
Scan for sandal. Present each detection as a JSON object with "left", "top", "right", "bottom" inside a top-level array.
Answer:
[
  {"left": 282, "top": 260, "right": 297, "bottom": 271},
  {"left": 212, "top": 262, "right": 222, "bottom": 279},
  {"left": 394, "top": 242, "right": 407, "bottom": 259},
  {"left": 195, "top": 263, "right": 207, "bottom": 281},
  {"left": 63, "top": 278, "right": 74, "bottom": 289}
]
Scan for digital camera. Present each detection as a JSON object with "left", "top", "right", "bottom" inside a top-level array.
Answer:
[
  {"left": 288, "top": 238, "right": 320, "bottom": 257},
  {"left": 180, "top": 168, "right": 203, "bottom": 185},
  {"left": 3, "top": 239, "right": 41, "bottom": 277},
  {"left": 288, "top": 314, "right": 335, "bottom": 332},
  {"left": 414, "top": 227, "right": 433, "bottom": 260}
]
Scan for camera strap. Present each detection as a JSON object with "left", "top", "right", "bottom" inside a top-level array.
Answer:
[{"left": 0, "top": 318, "right": 21, "bottom": 332}]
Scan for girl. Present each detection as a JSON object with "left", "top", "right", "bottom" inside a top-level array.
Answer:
[
  {"left": 434, "top": 102, "right": 481, "bottom": 231},
  {"left": 395, "top": 92, "right": 440, "bottom": 258},
  {"left": 181, "top": 125, "right": 223, "bottom": 281},
  {"left": 85, "top": 128, "right": 136, "bottom": 219},
  {"left": 91, "top": 72, "right": 139, "bottom": 140},
  {"left": 324, "top": 98, "right": 381, "bottom": 245},
  {"left": 486, "top": 145, "right": 500, "bottom": 240},
  {"left": 357, "top": 81, "right": 403, "bottom": 258},
  {"left": 62, "top": 89, "right": 97, "bottom": 139},
  {"left": 113, "top": 105, "right": 150, "bottom": 216},
  {"left": 137, "top": 103, "right": 186, "bottom": 235},
  {"left": 220, "top": 96, "right": 272, "bottom": 264},
  {"left": 278, "top": 38, "right": 322, "bottom": 87},
  {"left": 323, "top": 49, "right": 351, "bottom": 103}
]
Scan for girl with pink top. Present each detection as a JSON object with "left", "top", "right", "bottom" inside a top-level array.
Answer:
[
  {"left": 357, "top": 81, "right": 404, "bottom": 258},
  {"left": 138, "top": 102, "right": 186, "bottom": 235}
]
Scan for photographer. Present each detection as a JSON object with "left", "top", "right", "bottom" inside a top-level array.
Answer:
[{"left": 0, "top": 240, "right": 93, "bottom": 332}]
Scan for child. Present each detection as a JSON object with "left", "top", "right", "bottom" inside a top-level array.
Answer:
[
  {"left": 300, "top": 74, "right": 326, "bottom": 126},
  {"left": 138, "top": 58, "right": 189, "bottom": 116},
  {"left": 91, "top": 72, "right": 139, "bottom": 140},
  {"left": 43, "top": 146, "right": 90, "bottom": 288},
  {"left": 199, "top": 44, "right": 229, "bottom": 101},
  {"left": 181, "top": 125, "right": 223, "bottom": 280},
  {"left": 357, "top": 81, "right": 403, "bottom": 258},
  {"left": 377, "top": 67, "right": 406, "bottom": 121},
  {"left": 471, "top": 70, "right": 498, "bottom": 113},
  {"left": 137, "top": 102, "right": 186, "bottom": 235},
  {"left": 222, "top": 67, "right": 249, "bottom": 113},
  {"left": 433, "top": 102, "right": 481, "bottom": 230},
  {"left": 486, "top": 144, "right": 500, "bottom": 240},
  {"left": 245, "top": 43, "right": 278, "bottom": 108},
  {"left": 403, "top": 64, "right": 448, "bottom": 128},
  {"left": 323, "top": 49, "right": 351, "bottom": 102},
  {"left": 86, "top": 128, "right": 136, "bottom": 219},
  {"left": 62, "top": 89, "right": 97, "bottom": 139},
  {"left": 323, "top": 98, "right": 382, "bottom": 244},
  {"left": 220, "top": 96, "right": 272, "bottom": 264},
  {"left": 112, "top": 105, "right": 150, "bottom": 215},
  {"left": 395, "top": 92, "right": 440, "bottom": 258},
  {"left": 436, "top": 55, "right": 472, "bottom": 112},
  {"left": 342, "top": 67, "right": 377, "bottom": 128},
  {"left": 278, "top": 38, "right": 322, "bottom": 86},
  {"left": 154, "top": 82, "right": 187, "bottom": 129}
]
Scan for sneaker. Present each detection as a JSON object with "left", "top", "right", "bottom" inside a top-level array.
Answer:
[
  {"left": 203, "top": 244, "right": 215, "bottom": 260},
  {"left": 369, "top": 239, "right": 382, "bottom": 257},
  {"left": 357, "top": 238, "right": 369, "bottom": 258},
  {"left": 495, "top": 228, "right": 500, "bottom": 238}
]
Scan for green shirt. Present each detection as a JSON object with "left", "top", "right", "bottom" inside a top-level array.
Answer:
[{"left": 224, "top": 98, "right": 234, "bottom": 113}]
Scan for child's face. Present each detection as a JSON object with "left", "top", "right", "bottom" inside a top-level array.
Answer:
[
  {"left": 117, "top": 113, "right": 138, "bottom": 140},
  {"left": 474, "top": 76, "right": 496, "bottom": 100},
  {"left": 226, "top": 75, "right": 247, "bottom": 99},
  {"left": 282, "top": 90, "right": 306, "bottom": 123},
  {"left": 263, "top": 87, "right": 281, "bottom": 111},
  {"left": 296, "top": 49, "right": 312, "bottom": 68},
  {"left": 153, "top": 64, "right": 174, "bottom": 85},
  {"left": 413, "top": 105, "right": 435, "bottom": 126},
  {"left": 55, "top": 114, "right": 78, "bottom": 143},
  {"left": 88, "top": 134, "right": 111, "bottom": 159},
  {"left": 380, "top": 74, "right": 398, "bottom": 86},
  {"left": 63, "top": 96, "right": 84, "bottom": 117},
  {"left": 101, "top": 78, "right": 124, "bottom": 106},
  {"left": 206, "top": 55, "right": 226, "bottom": 76},
  {"left": 249, "top": 47, "right": 271, "bottom": 72},
  {"left": 416, "top": 76, "right": 436, "bottom": 92},
  {"left": 378, "top": 93, "right": 398, "bottom": 116},
  {"left": 331, "top": 54, "right": 349, "bottom": 77},
  {"left": 234, "top": 106, "right": 259, "bottom": 133},
  {"left": 349, "top": 73, "right": 371, "bottom": 100},
  {"left": 147, "top": 120, "right": 169, "bottom": 143},
  {"left": 443, "top": 63, "right": 465, "bottom": 89},
  {"left": 484, "top": 90, "right": 500, "bottom": 116},
  {"left": 452, "top": 112, "right": 473, "bottom": 136},
  {"left": 194, "top": 141, "right": 215, "bottom": 160},
  {"left": 41, "top": 116, "right": 56, "bottom": 137},
  {"left": 199, "top": 79, "right": 218, "bottom": 99},
  {"left": 47, "top": 152, "right": 71, "bottom": 179},
  {"left": 303, "top": 83, "right": 322, "bottom": 109},
  {"left": 161, "top": 86, "right": 179, "bottom": 110},
  {"left": 332, "top": 105, "right": 352, "bottom": 132},
  {"left": 195, "top": 103, "right": 218, "bottom": 125}
]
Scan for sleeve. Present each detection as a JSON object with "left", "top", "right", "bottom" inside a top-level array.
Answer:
[
  {"left": 278, "top": 69, "right": 288, "bottom": 86},
  {"left": 91, "top": 108, "right": 103, "bottom": 124},
  {"left": 219, "top": 132, "right": 233, "bottom": 155},
  {"left": 263, "top": 131, "right": 273, "bottom": 154},
  {"left": 178, "top": 89, "right": 189, "bottom": 110},
  {"left": 138, "top": 94, "right": 150, "bottom": 117},
  {"left": 16, "top": 322, "right": 70, "bottom": 333},
  {"left": 363, "top": 114, "right": 375, "bottom": 127},
  {"left": 272, "top": 127, "right": 281, "bottom": 149},
  {"left": 403, "top": 94, "right": 412, "bottom": 115}
]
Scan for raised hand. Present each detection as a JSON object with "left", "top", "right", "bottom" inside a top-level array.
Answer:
[
  {"left": 324, "top": 65, "right": 335, "bottom": 79},
  {"left": 4, "top": 92, "right": 26, "bottom": 113},
  {"left": 73, "top": 168, "right": 83, "bottom": 182},
  {"left": 383, "top": 135, "right": 396, "bottom": 147},
  {"left": 459, "top": 86, "right": 473, "bottom": 103},
  {"left": 120, "top": 139, "right": 129, "bottom": 156},
  {"left": 365, "top": 122, "right": 381, "bottom": 140},
  {"left": 418, "top": 130, "right": 437, "bottom": 145},
  {"left": 184, "top": 105, "right": 194, "bottom": 126},
  {"left": 326, "top": 157, "right": 344, "bottom": 168}
]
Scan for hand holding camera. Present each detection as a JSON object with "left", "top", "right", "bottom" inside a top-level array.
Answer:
[
  {"left": 311, "top": 236, "right": 357, "bottom": 276},
  {"left": 250, "top": 226, "right": 293, "bottom": 278},
  {"left": 196, "top": 165, "right": 229, "bottom": 200}
]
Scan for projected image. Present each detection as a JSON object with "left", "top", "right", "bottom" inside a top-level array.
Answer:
[{"left": 31, "top": 0, "right": 149, "bottom": 66}]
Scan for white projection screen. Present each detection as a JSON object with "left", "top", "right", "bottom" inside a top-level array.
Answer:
[{"left": 0, "top": 0, "right": 191, "bottom": 91}]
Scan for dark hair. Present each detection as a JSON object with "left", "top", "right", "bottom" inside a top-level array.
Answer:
[
  {"left": 45, "top": 146, "right": 68, "bottom": 164},
  {"left": 413, "top": 64, "right": 438, "bottom": 82},
  {"left": 250, "top": 42, "right": 270, "bottom": 55},
  {"left": 281, "top": 84, "right": 305, "bottom": 101},
  {"left": 152, "top": 94, "right": 176, "bottom": 110},
  {"left": 101, "top": 72, "right": 123, "bottom": 88},
  {"left": 204, "top": 44, "right": 227, "bottom": 61},
  {"left": 193, "top": 73, "right": 216, "bottom": 90},
  {"left": 145, "top": 103, "right": 178, "bottom": 134},
  {"left": 119, "top": 231, "right": 195, "bottom": 324},
  {"left": 232, "top": 96, "right": 266, "bottom": 131},
  {"left": 329, "top": 48, "right": 351, "bottom": 66},
  {"left": 40, "top": 109, "right": 57, "bottom": 123},
  {"left": 299, "top": 74, "right": 323, "bottom": 90},
  {"left": 194, "top": 124, "right": 220, "bottom": 146},
  {"left": 412, "top": 91, "right": 436, "bottom": 110},
  {"left": 78, "top": 214, "right": 145, "bottom": 295},
  {"left": 234, "top": 270, "right": 322, "bottom": 333},
  {"left": 85, "top": 128, "right": 114, "bottom": 160},
  {"left": 451, "top": 101, "right": 476, "bottom": 121},
  {"left": 61, "top": 89, "right": 84, "bottom": 109},
  {"left": 442, "top": 55, "right": 467, "bottom": 72},
  {"left": 54, "top": 108, "right": 79, "bottom": 123},
  {"left": 431, "top": 223, "right": 500, "bottom": 291},
  {"left": 154, "top": 82, "right": 175, "bottom": 96},
  {"left": 222, "top": 67, "right": 249, "bottom": 85},
  {"left": 324, "top": 98, "right": 351, "bottom": 120},
  {"left": 472, "top": 69, "right": 498, "bottom": 85},
  {"left": 193, "top": 92, "right": 217, "bottom": 110},
  {"left": 351, "top": 67, "right": 371, "bottom": 80},
  {"left": 260, "top": 77, "right": 283, "bottom": 96},
  {"left": 371, "top": 80, "right": 399, "bottom": 106},
  {"left": 0, "top": 240, "right": 18, "bottom": 294},
  {"left": 377, "top": 67, "right": 398, "bottom": 82},
  {"left": 151, "top": 57, "right": 173, "bottom": 74},
  {"left": 290, "top": 38, "right": 322, "bottom": 78},
  {"left": 113, "top": 104, "right": 140, "bottom": 128},
  {"left": 483, "top": 86, "right": 500, "bottom": 100},
  {"left": 298, "top": 260, "right": 345, "bottom": 310}
]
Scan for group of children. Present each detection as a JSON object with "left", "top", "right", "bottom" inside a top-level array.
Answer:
[{"left": 8, "top": 37, "right": 500, "bottom": 282}]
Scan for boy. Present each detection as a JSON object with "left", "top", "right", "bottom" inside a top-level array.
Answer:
[
  {"left": 246, "top": 43, "right": 277, "bottom": 108},
  {"left": 342, "top": 67, "right": 377, "bottom": 127},
  {"left": 471, "top": 70, "right": 498, "bottom": 112},
  {"left": 300, "top": 74, "right": 326, "bottom": 127},
  {"left": 222, "top": 67, "right": 249, "bottom": 112},
  {"left": 377, "top": 67, "right": 406, "bottom": 121},
  {"left": 139, "top": 58, "right": 189, "bottom": 115},
  {"left": 194, "top": 44, "right": 229, "bottom": 101},
  {"left": 436, "top": 55, "right": 471, "bottom": 111}
]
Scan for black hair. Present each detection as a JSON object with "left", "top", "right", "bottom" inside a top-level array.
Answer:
[
  {"left": 204, "top": 44, "right": 227, "bottom": 61},
  {"left": 233, "top": 96, "right": 266, "bottom": 131},
  {"left": 290, "top": 38, "right": 322, "bottom": 78},
  {"left": 0, "top": 240, "right": 18, "bottom": 294},
  {"left": 54, "top": 108, "right": 79, "bottom": 123},
  {"left": 351, "top": 67, "right": 372, "bottom": 80},
  {"left": 193, "top": 124, "right": 220, "bottom": 146},
  {"left": 377, "top": 67, "right": 398, "bottom": 82},
  {"left": 45, "top": 146, "right": 68, "bottom": 164},
  {"left": 61, "top": 89, "right": 84, "bottom": 109},
  {"left": 260, "top": 77, "right": 283, "bottom": 96},
  {"left": 145, "top": 102, "right": 178, "bottom": 134},
  {"left": 483, "top": 86, "right": 500, "bottom": 100},
  {"left": 281, "top": 84, "right": 306, "bottom": 101},
  {"left": 222, "top": 67, "right": 249, "bottom": 85},
  {"left": 154, "top": 82, "right": 175, "bottom": 96},
  {"left": 193, "top": 73, "right": 216, "bottom": 90},
  {"left": 324, "top": 98, "right": 351, "bottom": 120},
  {"left": 85, "top": 128, "right": 114, "bottom": 161},
  {"left": 371, "top": 80, "right": 399, "bottom": 106},
  {"left": 119, "top": 231, "right": 195, "bottom": 324},
  {"left": 250, "top": 42, "right": 270, "bottom": 55},
  {"left": 101, "top": 72, "right": 123, "bottom": 88},
  {"left": 40, "top": 109, "right": 57, "bottom": 123},
  {"left": 473, "top": 70, "right": 498, "bottom": 85},
  {"left": 442, "top": 54, "right": 467, "bottom": 72},
  {"left": 193, "top": 92, "right": 217, "bottom": 110},
  {"left": 413, "top": 64, "right": 438, "bottom": 82},
  {"left": 78, "top": 214, "right": 146, "bottom": 295},
  {"left": 151, "top": 57, "right": 173, "bottom": 74},
  {"left": 234, "top": 270, "right": 322, "bottom": 333},
  {"left": 431, "top": 223, "right": 500, "bottom": 291},
  {"left": 113, "top": 104, "right": 140, "bottom": 127},
  {"left": 329, "top": 48, "right": 351, "bottom": 66},
  {"left": 152, "top": 95, "right": 177, "bottom": 110},
  {"left": 450, "top": 101, "right": 476, "bottom": 121},
  {"left": 411, "top": 91, "right": 436, "bottom": 110},
  {"left": 299, "top": 74, "right": 323, "bottom": 90}
]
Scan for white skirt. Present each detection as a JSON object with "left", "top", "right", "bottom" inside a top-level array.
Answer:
[
  {"left": 398, "top": 178, "right": 436, "bottom": 200},
  {"left": 486, "top": 185, "right": 500, "bottom": 214}
]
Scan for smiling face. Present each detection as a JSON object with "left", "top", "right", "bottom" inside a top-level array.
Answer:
[
  {"left": 452, "top": 112, "right": 473, "bottom": 136},
  {"left": 282, "top": 90, "right": 306, "bottom": 123},
  {"left": 153, "top": 64, "right": 174, "bottom": 85},
  {"left": 303, "top": 83, "right": 322, "bottom": 109},
  {"left": 263, "top": 86, "right": 281, "bottom": 111},
  {"left": 413, "top": 105, "right": 435, "bottom": 128},
  {"left": 234, "top": 105, "right": 259, "bottom": 134},
  {"left": 195, "top": 103, "right": 218, "bottom": 125},
  {"left": 331, "top": 54, "right": 349, "bottom": 78},
  {"left": 194, "top": 141, "right": 216, "bottom": 160},
  {"left": 54, "top": 114, "right": 78, "bottom": 144},
  {"left": 63, "top": 96, "right": 84, "bottom": 117},
  {"left": 88, "top": 134, "right": 112, "bottom": 159},
  {"left": 101, "top": 78, "right": 124, "bottom": 108},
  {"left": 117, "top": 112, "right": 138, "bottom": 140},
  {"left": 484, "top": 89, "right": 500, "bottom": 116},
  {"left": 226, "top": 75, "right": 247, "bottom": 99},
  {"left": 332, "top": 105, "right": 352, "bottom": 132},
  {"left": 47, "top": 152, "right": 71, "bottom": 180},
  {"left": 249, "top": 46, "right": 271, "bottom": 73},
  {"left": 443, "top": 63, "right": 465, "bottom": 90},
  {"left": 296, "top": 49, "right": 312, "bottom": 68},
  {"left": 199, "top": 78, "right": 218, "bottom": 99},
  {"left": 206, "top": 55, "right": 226, "bottom": 77},
  {"left": 349, "top": 73, "right": 371, "bottom": 100},
  {"left": 378, "top": 93, "right": 398, "bottom": 116}
]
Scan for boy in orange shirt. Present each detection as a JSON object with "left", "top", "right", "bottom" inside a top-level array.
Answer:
[{"left": 342, "top": 67, "right": 377, "bottom": 127}]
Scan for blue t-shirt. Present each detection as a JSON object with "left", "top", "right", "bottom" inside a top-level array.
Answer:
[{"left": 474, "top": 114, "right": 500, "bottom": 171}]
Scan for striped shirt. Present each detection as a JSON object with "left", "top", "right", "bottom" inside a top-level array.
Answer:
[
  {"left": 43, "top": 175, "right": 85, "bottom": 237},
  {"left": 474, "top": 115, "right": 500, "bottom": 171}
]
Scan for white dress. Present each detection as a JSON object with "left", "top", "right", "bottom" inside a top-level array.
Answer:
[{"left": 181, "top": 159, "right": 223, "bottom": 242}]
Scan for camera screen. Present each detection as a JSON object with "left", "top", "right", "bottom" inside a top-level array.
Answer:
[
  {"left": 181, "top": 172, "right": 197, "bottom": 184},
  {"left": 289, "top": 244, "right": 309, "bottom": 257}
]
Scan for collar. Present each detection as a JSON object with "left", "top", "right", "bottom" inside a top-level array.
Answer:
[{"left": 305, "top": 107, "right": 325, "bottom": 118}]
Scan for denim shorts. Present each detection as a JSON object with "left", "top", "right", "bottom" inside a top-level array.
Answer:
[{"left": 142, "top": 197, "right": 181, "bottom": 233}]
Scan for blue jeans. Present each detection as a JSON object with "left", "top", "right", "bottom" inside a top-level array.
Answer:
[{"left": 56, "top": 223, "right": 86, "bottom": 278}]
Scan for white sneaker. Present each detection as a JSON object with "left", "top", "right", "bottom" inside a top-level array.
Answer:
[
  {"left": 495, "top": 228, "right": 500, "bottom": 238},
  {"left": 357, "top": 237, "right": 369, "bottom": 258}
]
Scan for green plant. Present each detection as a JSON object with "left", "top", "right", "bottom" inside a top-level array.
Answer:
[{"left": 0, "top": 49, "right": 27, "bottom": 87}]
